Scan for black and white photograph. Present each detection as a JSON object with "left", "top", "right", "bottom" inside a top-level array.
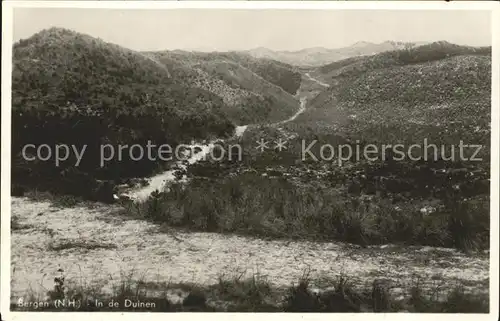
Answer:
[{"left": 1, "top": 1, "right": 498, "bottom": 318}]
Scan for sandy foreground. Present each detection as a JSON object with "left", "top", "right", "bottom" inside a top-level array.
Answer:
[{"left": 10, "top": 196, "right": 489, "bottom": 303}]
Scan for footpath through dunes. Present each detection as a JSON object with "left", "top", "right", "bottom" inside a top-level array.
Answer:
[
  {"left": 11, "top": 196, "right": 489, "bottom": 303},
  {"left": 119, "top": 97, "right": 305, "bottom": 201},
  {"left": 120, "top": 72, "right": 319, "bottom": 202},
  {"left": 305, "top": 72, "right": 330, "bottom": 88}
]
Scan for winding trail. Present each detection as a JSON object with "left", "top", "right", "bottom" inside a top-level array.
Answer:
[
  {"left": 123, "top": 74, "right": 316, "bottom": 202},
  {"left": 305, "top": 72, "right": 330, "bottom": 87},
  {"left": 121, "top": 142, "right": 215, "bottom": 201},
  {"left": 278, "top": 97, "right": 307, "bottom": 124}
]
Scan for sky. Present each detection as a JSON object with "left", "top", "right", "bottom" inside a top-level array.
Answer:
[{"left": 13, "top": 8, "right": 492, "bottom": 52}]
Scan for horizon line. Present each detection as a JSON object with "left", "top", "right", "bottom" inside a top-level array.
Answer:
[{"left": 13, "top": 26, "right": 492, "bottom": 54}]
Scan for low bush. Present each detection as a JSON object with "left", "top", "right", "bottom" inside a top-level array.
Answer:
[{"left": 129, "top": 171, "right": 489, "bottom": 251}]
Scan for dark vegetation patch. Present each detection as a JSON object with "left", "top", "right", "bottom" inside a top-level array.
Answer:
[
  {"left": 47, "top": 240, "right": 118, "bottom": 252},
  {"left": 11, "top": 215, "right": 33, "bottom": 231}
]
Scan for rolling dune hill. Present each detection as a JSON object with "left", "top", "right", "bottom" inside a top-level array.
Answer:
[
  {"left": 314, "top": 41, "right": 491, "bottom": 85},
  {"left": 274, "top": 42, "right": 492, "bottom": 224},
  {"left": 146, "top": 50, "right": 301, "bottom": 124},
  {"left": 11, "top": 27, "right": 300, "bottom": 199},
  {"left": 245, "top": 41, "right": 428, "bottom": 67},
  {"left": 300, "top": 41, "right": 491, "bottom": 155}
]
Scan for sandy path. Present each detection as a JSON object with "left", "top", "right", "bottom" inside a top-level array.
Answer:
[
  {"left": 11, "top": 197, "right": 489, "bottom": 302},
  {"left": 305, "top": 72, "right": 330, "bottom": 87},
  {"left": 121, "top": 142, "right": 214, "bottom": 202},
  {"left": 277, "top": 97, "right": 307, "bottom": 124},
  {"left": 124, "top": 85, "right": 308, "bottom": 202}
]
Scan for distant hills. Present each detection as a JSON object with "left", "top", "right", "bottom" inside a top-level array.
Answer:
[{"left": 245, "top": 41, "right": 429, "bottom": 67}]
